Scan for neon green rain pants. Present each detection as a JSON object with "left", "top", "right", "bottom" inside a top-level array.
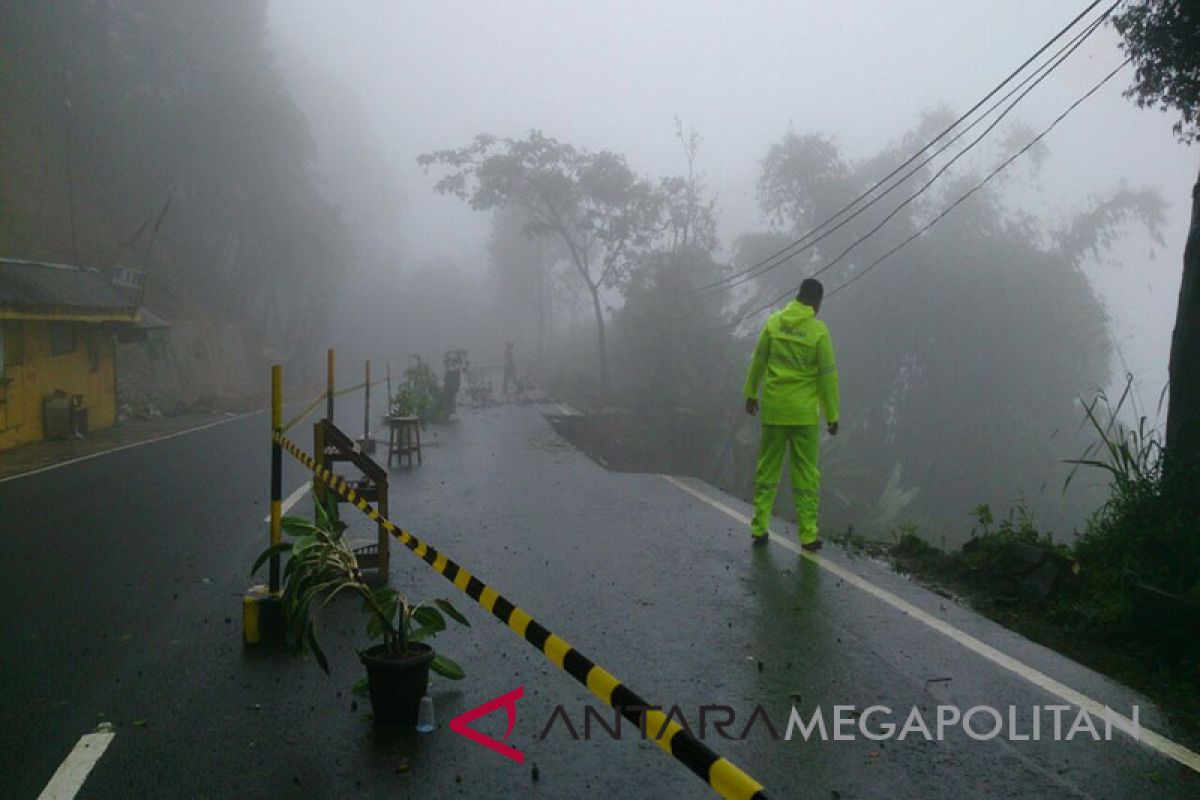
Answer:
[{"left": 751, "top": 424, "right": 820, "bottom": 544}]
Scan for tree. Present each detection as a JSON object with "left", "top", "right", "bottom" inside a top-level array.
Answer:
[
  {"left": 0, "top": 1, "right": 349, "bottom": 359},
  {"left": 743, "top": 123, "right": 1163, "bottom": 531},
  {"left": 757, "top": 131, "right": 854, "bottom": 233},
  {"left": 1113, "top": 0, "right": 1200, "bottom": 144},
  {"left": 418, "top": 132, "right": 661, "bottom": 397},
  {"left": 613, "top": 124, "right": 734, "bottom": 471},
  {"left": 487, "top": 205, "right": 549, "bottom": 358},
  {"left": 1112, "top": 0, "right": 1200, "bottom": 491}
]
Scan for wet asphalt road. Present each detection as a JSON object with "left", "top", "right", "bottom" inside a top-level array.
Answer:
[{"left": 1, "top": 402, "right": 1197, "bottom": 799}]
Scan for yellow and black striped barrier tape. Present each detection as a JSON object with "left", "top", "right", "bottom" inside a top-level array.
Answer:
[
  {"left": 272, "top": 430, "right": 768, "bottom": 800},
  {"left": 280, "top": 380, "right": 381, "bottom": 433},
  {"left": 333, "top": 379, "right": 375, "bottom": 399},
  {"left": 280, "top": 393, "right": 329, "bottom": 433}
]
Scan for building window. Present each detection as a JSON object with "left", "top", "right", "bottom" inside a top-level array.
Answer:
[{"left": 50, "top": 322, "right": 75, "bottom": 356}]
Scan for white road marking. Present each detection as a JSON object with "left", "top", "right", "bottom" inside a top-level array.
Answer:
[
  {"left": 0, "top": 411, "right": 262, "bottom": 485},
  {"left": 37, "top": 729, "right": 115, "bottom": 800},
  {"left": 660, "top": 474, "right": 1200, "bottom": 775},
  {"left": 263, "top": 482, "right": 312, "bottom": 522},
  {"left": 555, "top": 403, "right": 575, "bottom": 416}
]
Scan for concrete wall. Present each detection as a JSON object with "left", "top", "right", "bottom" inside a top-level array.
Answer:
[{"left": 116, "top": 319, "right": 260, "bottom": 413}]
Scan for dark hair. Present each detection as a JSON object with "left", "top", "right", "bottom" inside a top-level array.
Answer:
[{"left": 797, "top": 278, "right": 824, "bottom": 306}]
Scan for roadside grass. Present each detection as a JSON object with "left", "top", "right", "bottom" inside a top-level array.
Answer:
[
  {"left": 875, "top": 381, "right": 1200, "bottom": 743},
  {"left": 881, "top": 513, "right": 1200, "bottom": 746}
]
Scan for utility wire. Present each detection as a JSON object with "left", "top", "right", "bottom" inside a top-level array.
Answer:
[
  {"left": 706, "top": 5, "right": 1116, "bottom": 296},
  {"left": 805, "top": 10, "right": 1109, "bottom": 283},
  {"left": 825, "top": 58, "right": 1131, "bottom": 298},
  {"left": 689, "top": 0, "right": 1108, "bottom": 296},
  {"left": 731, "top": 57, "right": 1132, "bottom": 326}
]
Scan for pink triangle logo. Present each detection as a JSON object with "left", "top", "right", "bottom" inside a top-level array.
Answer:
[{"left": 449, "top": 686, "right": 525, "bottom": 764}]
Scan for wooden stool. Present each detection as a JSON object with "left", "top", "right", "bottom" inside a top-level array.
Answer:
[{"left": 386, "top": 415, "right": 422, "bottom": 467}]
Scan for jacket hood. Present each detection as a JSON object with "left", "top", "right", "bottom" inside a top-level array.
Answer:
[{"left": 775, "top": 300, "right": 816, "bottom": 325}]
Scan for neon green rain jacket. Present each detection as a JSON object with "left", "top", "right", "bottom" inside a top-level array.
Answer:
[{"left": 743, "top": 300, "right": 839, "bottom": 426}]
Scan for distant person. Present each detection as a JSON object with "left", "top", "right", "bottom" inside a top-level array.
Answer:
[
  {"left": 503, "top": 341, "right": 517, "bottom": 395},
  {"left": 743, "top": 278, "right": 840, "bottom": 550}
]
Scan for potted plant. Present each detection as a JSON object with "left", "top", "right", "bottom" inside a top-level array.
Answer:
[{"left": 253, "top": 499, "right": 469, "bottom": 725}]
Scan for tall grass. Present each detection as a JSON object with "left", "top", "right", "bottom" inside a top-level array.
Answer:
[
  {"left": 1064, "top": 376, "right": 1198, "bottom": 618},
  {"left": 1063, "top": 376, "right": 1163, "bottom": 497}
]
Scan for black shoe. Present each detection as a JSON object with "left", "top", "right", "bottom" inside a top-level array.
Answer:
[
  {"left": 800, "top": 538, "right": 824, "bottom": 552},
  {"left": 751, "top": 533, "right": 769, "bottom": 547}
]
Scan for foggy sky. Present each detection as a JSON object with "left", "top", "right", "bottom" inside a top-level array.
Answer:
[{"left": 267, "top": 0, "right": 1196, "bottom": 413}]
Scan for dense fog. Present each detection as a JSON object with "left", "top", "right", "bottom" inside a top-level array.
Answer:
[{"left": 4, "top": 0, "right": 1195, "bottom": 541}]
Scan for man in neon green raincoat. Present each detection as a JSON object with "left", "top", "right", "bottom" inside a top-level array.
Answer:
[{"left": 743, "top": 278, "right": 839, "bottom": 550}]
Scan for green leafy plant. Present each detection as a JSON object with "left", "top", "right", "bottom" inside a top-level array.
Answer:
[
  {"left": 969, "top": 503, "right": 995, "bottom": 535},
  {"left": 252, "top": 498, "right": 469, "bottom": 680},
  {"left": 392, "top": 357, "right": 458, "bottom": 422},
  {"left": 1064, "top": 376, "right": 1198, "bottom": 605},
  {"left": 390, "top": 384, "right": 430, "bottom": 419},
  {"left": 359, "top": 587, "right": 469, "bottom": 680},
  {"left": 1064, "top": 377, "right": 1164, "bottom": 498}
]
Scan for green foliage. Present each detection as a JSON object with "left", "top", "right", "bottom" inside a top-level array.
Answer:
[
  {"left": 419, "top": 130, "right": 667, "bottom": 395},
  {"left": 969, "top": 503, "right": 995, "bottom": 531},
  {"left": 601, "top": 127, "right": 739, "bottom": 470},
  {"left": 613, "top": 246, "right": 736, "bottom": 462},
  {"left": 391, "top": 385, "right": 432, "bottom": 420},
  {"left": 890, "top": 527, "right": 938, "bottom": 559},
  {"left": 251, "top": 497, "right": 469, "bottom": 679},
  {"left": 1064, "top": 379, "right": 1199, "bottom": 613},
  {"left": 756, "top": 132, "right": 853, "bottom": 230},
  {"left": 959, "top": 500, "right": 1067, "bottom": 578},
  {"left": 1112, "top": 0, "right": 1200, "bottom": 144},
  {"left": 743, "top": 118, "right": 1163, "bottom": 533},
  {"left": 893, "top": 380, "right": 1197, "bottom": 640},
  {"left": 392, "top": 358, "right": 456, "bottom": 422},
  {"left": 1065, "top": 378, "right": 1164, "bottom": 496}
]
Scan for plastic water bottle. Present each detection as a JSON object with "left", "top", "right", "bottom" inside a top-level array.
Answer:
[{"left": 416, "top": 695, "right": 435, "bottom": 733}]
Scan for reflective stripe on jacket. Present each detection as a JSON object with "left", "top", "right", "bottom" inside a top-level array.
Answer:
[{"left": 743, "top": 300, "right": 839, "bottom": 426}]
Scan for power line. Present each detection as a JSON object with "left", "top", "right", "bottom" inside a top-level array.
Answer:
[
  {"left": 708, "top": 5, "right": 1116, "bottom": 296},
  {"left": 804, "top": 11, "right": 1109, "bottom": 283},
  {"left": 732, "top": 57, "right": 1132, "bottom": 325},
  {"left": 826, "top": 59, "right": 1132, "bottom": 298},
  {"left": 689, "top": 0, "right": 1109, "bottom": 297}
]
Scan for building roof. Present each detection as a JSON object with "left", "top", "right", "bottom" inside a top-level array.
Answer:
[{"left": 0, "top": 258, "right": 140, "bottom": 322}]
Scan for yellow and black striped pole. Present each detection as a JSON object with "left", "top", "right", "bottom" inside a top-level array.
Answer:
[
  {"left": 268, "top": 364, "right": 283, "bottom": 592},
  {"left": 273, "top": 431, "right": 768, "bottom": 799},
  {"left": 244, "top": 365, "right": 287, "bottom": 646}
]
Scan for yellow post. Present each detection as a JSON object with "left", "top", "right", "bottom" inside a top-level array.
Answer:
[
  {"left": 244, "top": 364, "right": 286, "bottom": 646},
  {"left": 269, "top": 364, "right": 283, "bottom": 592}
]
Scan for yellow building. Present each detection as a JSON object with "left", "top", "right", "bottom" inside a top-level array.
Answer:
[{"left": 0, "top": 258, "right": 157, "bottom": 451}]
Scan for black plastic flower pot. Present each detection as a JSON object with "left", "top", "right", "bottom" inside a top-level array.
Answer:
[{"left": 359, "top": 642, "right": 435, "bottom": 726}]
